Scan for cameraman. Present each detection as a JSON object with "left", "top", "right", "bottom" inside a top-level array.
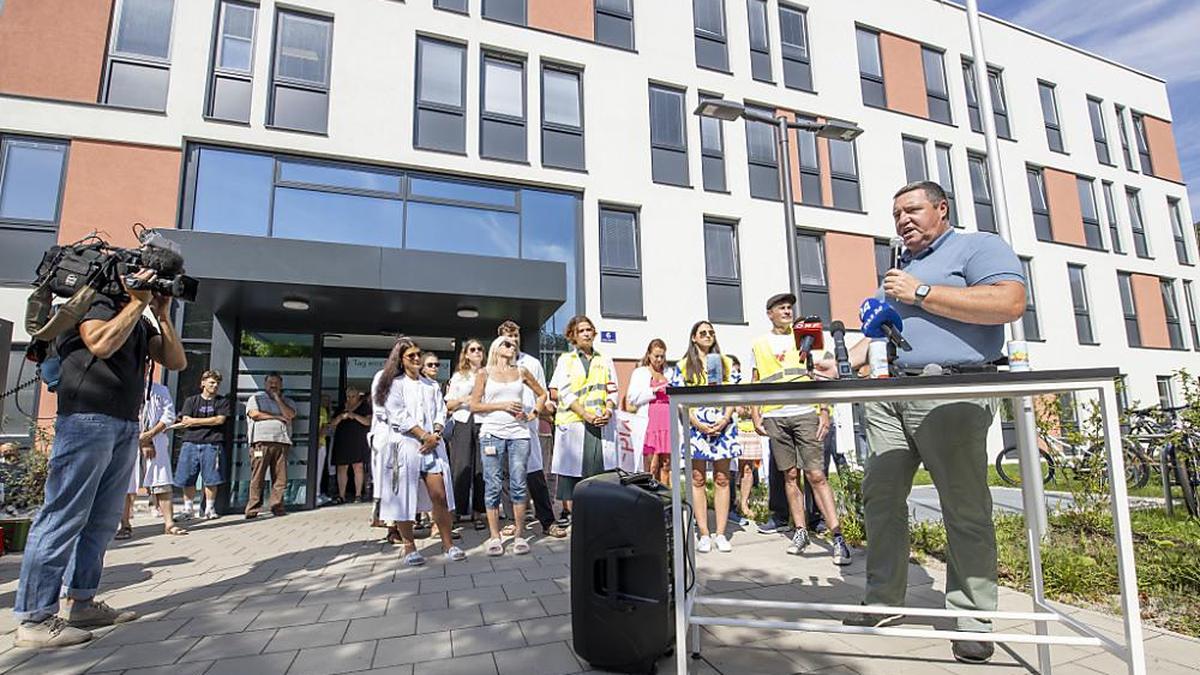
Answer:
[{"left": 12, "top": 268, "right": 186, "bottom": 648}]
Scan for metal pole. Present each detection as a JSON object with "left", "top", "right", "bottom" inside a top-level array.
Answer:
[
  {"left": 670, "top": 399, "right": 689, "bottom": 675},
  {"left": 777, "top": 116, "right": 801, "bottom": 299},
  {"left": 963, "top": 2, "right": 1053, "bottom": 671}
]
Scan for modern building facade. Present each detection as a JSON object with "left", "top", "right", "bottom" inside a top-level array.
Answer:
[{"left": 1, "top": 0, "right": 1195, "bottom": 508}]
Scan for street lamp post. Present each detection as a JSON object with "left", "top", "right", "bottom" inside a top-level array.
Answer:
[{"left": 694, "top": 99, "right": 863, "bottom": 300}]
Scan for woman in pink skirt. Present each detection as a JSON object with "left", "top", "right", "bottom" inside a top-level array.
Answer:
[{"left": 625, "top": 339, "right": 672, "bottom": 485}]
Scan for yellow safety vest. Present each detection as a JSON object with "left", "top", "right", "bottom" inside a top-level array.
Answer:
[
  {"left": 675, "top": 355, "right": 733, "bottom": 387},
  {"left": 554, "top": 350, "right": 614, "bottom": 425},
  {"left": 751, "top": 333, "right": 815, "bottom": 415}
]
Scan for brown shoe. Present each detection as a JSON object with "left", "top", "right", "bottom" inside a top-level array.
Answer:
[
  {"left": 543, "top": 523, "right": 569, "bottom": 538},
  {"left": 15, "top": 617, "right": 92, "bottom": 648},
  {"left": 64, "top": 600, "right": 137, "bottom": 628}
]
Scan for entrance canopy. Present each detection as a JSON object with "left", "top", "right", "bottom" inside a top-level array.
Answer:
[{"left": 161, "top": 230, "right": 566, "bottom": 334}]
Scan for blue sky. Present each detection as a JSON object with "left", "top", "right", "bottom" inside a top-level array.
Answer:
[{"left": 980, "top": 0, "right": 1200, "bottom": 223}]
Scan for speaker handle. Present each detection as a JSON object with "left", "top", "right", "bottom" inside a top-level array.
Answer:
[{"left": 603, "top": 547, "right": 659, "bottom": 610}]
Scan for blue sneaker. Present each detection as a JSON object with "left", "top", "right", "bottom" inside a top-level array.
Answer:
[
  {"left": 757, "top": 517, "right": 781, "bottom": 534},
  {"left": 732, "top": 514, "right": 750, "bottom": 527}
]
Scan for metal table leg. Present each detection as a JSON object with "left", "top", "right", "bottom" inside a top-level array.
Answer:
[
  {"left": 670, "top": 400, "right": 689, "bottom": 675},
  {"left": 1013, "top": 395, "right": 1052, "bottom": 674}
]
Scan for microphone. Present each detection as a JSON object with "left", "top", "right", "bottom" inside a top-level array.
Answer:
[
  {"left": 705, "top": 352, "right": 723, "bottom": 385},
  {"left": 859, "top": 299, "right": 912, "bottom": 352},
  {"left": 890, "top": 236, "right": 905, "bottom": 269},
  {"left": 792, "top": 315, "right": 825, "bottom": 363},
  {"left": 829, "top": 320, "right": 854, "bottom": 379}
]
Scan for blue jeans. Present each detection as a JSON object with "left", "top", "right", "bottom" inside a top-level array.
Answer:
[
  {"left": 14, "top": 413, "right": 139, "bottom": 622},
  {"left": 479, "top": 435, "right": 531, "bottom": 508},
  {"left": 173, "top": 442, "right": 224, "bottom": 488}
]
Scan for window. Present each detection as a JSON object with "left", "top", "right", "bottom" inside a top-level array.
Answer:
[
  {"left": 268, "top": 10, "right": 332, "bottom": 134},
  {"left": 1162, "top": 279, "right": 1185, "bottom": 349},
  {"left": 988, "top": 69, "right": 1012, "bottom": 138},
  {"left": 829, "top": 138, "right": 861, "bottom": 211},
  {"left": 795, "top": 231, "right": 830, "bottom": 322},
  {"left": 1168, "top": 198, "right": 1191, "bottom": 264},
  {"left": 699, "top": 95, "right": 726, "bottom": 192},
  {"left": 922, "top": 48, "right": 951, "bottom": 124},
  {"left": 1117, "top": 272, "right": 1140, "bottom": 346},
  {"left": 1116, "top": 374, "right": 1130, "bottom": 414},
  {"left": 747, "top": 0, "right": 772, "bottom": 82},
  {"left": 648, "top": 84, "right": 689, "bottom": 186},
  {"left": 1038, "top": 81, "right": 1064, "bottom": 152},
  {"left": 1077, "top": 177, "right": 1103, "bottom": 250},
  {"left": 963, "top": 60, "right": 981, "bottom": 132},
  {"left": 1067, "top": 264, "right": 1095, "bottom": 344},
  {"left": 693, "top": 0, "right": 728, "bottom": 72},
  {"left": 795, "top": 116, "right": 821, "bottom": 206},
  {"left": 1157, "top": 375, "right": 1176, "bottom": 410},
  {"left": 779, "top": 5, "right": 812, "bottom": 91},
  {"left": 1131, "top": 113, "right": 1153, "bottom": 174},
  {"left": 483, "top": 0, "right": 525, "bottom": 25},
  {"left": 434, "top": 0, "right": 468, "bottom": 13},
  {"left": 857, "top": 28, "right": 884, "bottom": 107},
  {"left": 1126, "top": 188, "right": 1150, "bottom": 258},
  {"left": 1020, "top": 258, "right": 1040, "bottom": 340},
  {"left": 902, "top": 136, "right": 927, "bottom": 183},
  {"left": 2, "top": 348, "right": 39, "bottom": 444},
  {"left": 480, "top": 53, "right": 526, "bottom": 162},
  {"left": 935, "top": 144, "right": 958, "bottom": 228},
  {"left": 968, "top": 152, "right": 995, "bottom": 233},
  {"left": 1027, "top": 167, "right": 1052, "bottom": 242},
  {"left": 541, "top": 66, "right": 585, "bottom": 171},
  {"left": 704, "top": 220, "right": 743, "bottom": 323},
  {"left": 745, "top": 106, "right": 779, "bottom": 200},
  {"left": 0, "top": 137, "right": 68, "bottom": 225},
  {"left": 1103, "top": 181, "right": 1124, "bottom": 254},
  {"left": 873, "top": 240, "right": 892, "bottom": 286},
  {"left": 1087, "top": 97, "right": 1111, "bottom": 165},
  {"left": 1184, "top": 281, "right": 1200, "bottom": 351},
  {"left": 206, "top": 1, "right": 257, "bottom": 123},
  {"left": 595, "top": 0, "right": 634, "bottom": 49},
  {"left": 1115, "top": 104, "right": 1136, "bottom": 171},
  {"left": 103, "top": 0, "right": 175, "bottom": 111},
  {"left": 599, "top": 207, "right": 642, "bottom": 317},
  {"left": 414, "top": 38, "right": 466, "bottom": 153}
]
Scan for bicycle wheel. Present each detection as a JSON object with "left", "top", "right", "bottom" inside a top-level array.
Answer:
[
  {"left": 1173, "top": 452, "right": 1199, "bottom": 517},
  {"left": 994, "top": 447, "right": 1054, "bottom": 486},
  {"left": 1124, "top": 448, "right": 1152, "bottom": 489}
]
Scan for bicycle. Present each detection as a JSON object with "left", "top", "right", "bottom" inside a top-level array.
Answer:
[
  {"left": 993, "top": 430, "right": 1152, "bottom": 490},
  {"left": 1137, "top": 406, "right": 1200, "bottom": 518}
]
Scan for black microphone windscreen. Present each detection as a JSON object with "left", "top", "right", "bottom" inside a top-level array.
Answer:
[
  {"left": 141, "top": 245, "right": 184, "bottom": 274},
  {"left": 830, "top": 320, "right": 845, "bottom": 333}
]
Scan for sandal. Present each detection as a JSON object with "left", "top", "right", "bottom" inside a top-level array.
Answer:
[
  {"left": 165, "top": 526, "right": 188, "bottom": 536},
  {"left": 386, "top": 526, "right": 403, "bottom": 544},
  {"left": 486, "top": 538, "right": 504, "bottom": 556},
  {"left": 543, "top": 523, "right": 568, "bottom": 539},
  {"left": 501, "top": 524, "right": 517, "bottom": 537},
  {"left": 404, "top": 550, "right": 426, "bottom": 567},
  {"left": 445, "top": 545, "right": 467, "bottom": 562},
  {"left": 512, "top": 537, "right": 531, "bottom": 555},
  {"left": 114, "top": 525, "right": 133, "bottom": 540},
  {"left": 473, "top": 519, "right": 487, "bottom": 531}
]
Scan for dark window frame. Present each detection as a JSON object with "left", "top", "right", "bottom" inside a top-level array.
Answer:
[
  {"left": 934, "top": 143, "right": 958, "bottom": 228},
  {"left": 922, "top": 46, "right": 951, "bottom": 124},
  {"left": 594, "top": 0, "right": 635, "bottom": 50},
  {"left": 1102, "top": 180, "right": 1124, "bottom": 254},
  {"left": 479, "top": 51, "right": 528, "bottom": 163},
  {"left": 1157, "top": 375, "right": 1176, "bottom": 409},
  {"left": 434, "top": 0, "right": 469, "bottom": 14},
  {"left": 692, "top": 0, "right": 729, "bottom": 73},
  {"left": 968, "top": 151, "right": 996, "bottom": 233},
  {"left": 413, "top": 36, "right": 468, "bottom": 154},
  {"left": 795, "top": 229, "right": 831, "bottom": 323},
  {"left": 745, "top": 106, "right": 780, "bottom": 201},
  {"left": 858, "top": 27, "right": 885, "bottom": 108},
  {"left": 778, "top": 3, "right": 813, "bottom": 92},
  {"left": 828, "top": 137, "right": 861, "bottom": 211},
  {"left": 902, "top": 135, "right": 928, "bottom": 183},
  {"left": 1117, "top": 271, "right": 1141, "bottom": 347},
  {"left": 1020, "top": 257, "right": 1041, "bottom": 340},
  {"left": 1087, "top": 96, "right": 1112, "bottom": 165},
  {"left": 795, "top": 114, "right": 822, "bottom": 206},
  {"left": 648, "top": 83, "right": 690, "bottom": 187},
  {"left": 1126, "top": 187, "right": 1150, "bottom": 258},
  {"left": 1067, "top": 263, "right": 1096, "bottom": 345},
  {"left": 267, "top": 8, "right": 334, "bottom": 134},
  {"left": 0, "top": 135, "right": 70, "bottom": 229},
  {"left": 746, "top": 0, "right": 773, "bottom": 82},
  {"left": 703, "top": 219, "right": 744, "bottom": 324},
  {"left": 1027, "top": 166, "right": 1052, "bottom": 242},
  {"left": 599, "top": 205, "right": 644, "bottom": 319},
  {"left": 1038, "top": 80, "right": 1065, "bottom": 153},
  {"left": 1131, "top": 112, "right": 1154, "bottom": 175},
  {"left": 102, "top": 0, "right": 177, "bottom": 112},
  {"left": 1168, "top": 198, "right": 1192, "bottom": 265},
  {"left": 204, "top": 0, "right": 258, "bottom": 123},
  {"left": 1162, "top": 278, "right": 1185, "bottom": 350},
  {"left": 698, "top": 93, "right": 726, "bottom": 192},
  {"left": 540, "top": 64, "right": 586, "bottom": 171},
  {"left": 1114, "top": 104, "right": 1136, "bottom": 171},
  {"left": 1183, "top": 280, "right": 1200, "bottom": 352},
  {"left": 1077, "top": 176, "right": 1104, "bottom": 250},
  {"left": 963, "top": 59, "right": 1011, "bottom": 139},
  {"left": 482, "top": 0, "right": 526, "bottom": 26}
]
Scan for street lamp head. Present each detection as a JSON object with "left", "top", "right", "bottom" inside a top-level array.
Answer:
[
  {"left": 814, "top": 118, "right": 864, "bottom": 142},
  {"left": 693, "top": 98, "right": 746, "bottom": 122}
]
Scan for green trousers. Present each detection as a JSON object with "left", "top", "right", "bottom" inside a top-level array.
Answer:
[{"left": 862, "top": 398, "right": 998, "bottom": 631}]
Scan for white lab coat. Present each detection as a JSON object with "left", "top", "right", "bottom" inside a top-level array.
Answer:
[
  {"left": 517, "top": 352, "right": 546, "bottom": 473},
  {"left": 625, "top": 366, "right": 659, "bottom": 419},
  {"left": 132, "top": 382, "right": 175, "bottom": 492},
  {"left": 369, "top": 371, "right": 456, "bottom": 522},
  {"left": 549, "top": 351, "right": 619, "bottom": 478}
]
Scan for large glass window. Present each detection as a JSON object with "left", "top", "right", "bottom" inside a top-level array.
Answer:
[
  {"left": 903, "top": 136, "right": 927, "bottom": 183},
  {"left": 795, "top": 116, "right": 821, "bottom": 206},
  {"left": 206, "top": 1, "right": 257, "bottom": 123},
  {"left": 1126, "top": 188, "right": 1150, "bottom": 258},
  {"left": 416, "top": 38, "right": 466, "bottom": 153},
  {"left": 968, "top": 152, "right": 995, "bottom": 232},
  {"left": 521, "top": 189, "right": 580, "bottom": 336},
  {"left": 2, "top": 348, "right": 39, "bottom": 445},
  {"left": 1087, "top": 97, "right": 1111, "bottom": 165},
  {"left": 857, "top": 28, "right": 885, "bottom": 107},
  {"left": 541, "top": 66, "right": 585, "bottom": 171},
  {"left": 268, "top": 10, "right": 332, "bottom": 134},
  {"left": 829, "top": 139, "right": 861, "bottom": 211},
  {"left": 923, "top": 48, "right": 950, "bottom": 124},
  {"left": 699, "top": 95, "right": 726, "bottom": 192},
  {"left": 1115, "top": 104, "right": 1136, "bottom": 171},
  {"left": 1067, "top": 264, "right": 1095, "bottom": 344},
  {"left": 795, "top": 231, "right": 830, "bottom": 322},
  {"left": 935, "top": 143, "right": 958, "bottom": 228},
  {"left": 104, "top": 0, "right": 175, "bottom": 111},
  {"left": 1184, "top": 281, "right": 1200, "bottom": 352},
  {"left": 704, "top": 220, "right": 743, "bottom": 324},
  {"left": 1117, "top": 272, "right": 1140, "bottom": 347},
  {"left": 745, "top": 107, "right": 779, "bottom": 200},
  {"left": 483, "top": 0, "right": 526, "bottom": 25},
  {"left": 648, "top": 84, "right": 689, "bottom": 186},
  {"left": 1020, "top": 258, "right": 1040, "bottom": 340},
  {"left": 273, "top": 189, "right": 403, "bottom": 246},
  {"left": 988, "top": 68, "right": 1012, "bottom": 138},
  {"left": 693, "top": 0, "right": 728, "bottom": 72},
  {"left": 1131, "top": 113, "right": 1153, "bottom": 174},
  {"left": 1039, "top": 81, "right": 1064, "bottom": 152},
  {"left": 0, "top": 137, "right": 68, "bottom": 225},
  {"left": 1027, "top": 167, "right": 1052, "bottom": 242},
  {"left": 1103, "top": 181, "right": 1124, "bottom": 254},
  {"left": 1168, "top": 198, "right": 1191, "bottom": 265},
  {"left": 190, "top": 148, "right": 274, "bottom": 236},
  {"left": 779, "top": 5, "right": 812, "bottom": 91},
  {"left": 481, "top": 54, "right": 527, "bottom": 162},
  {"left": 1077, "top": 177, "right": 1103, "bottom": 250},
  {"left": 1162, "top": 279, "right": 1185, "bottom": 350},
  {"left": 434, "top": 0, "right": 469, "bottom": 12},
  {"left": 405, "top": 202, "right": 519, "bottom": 257},
  {"left": 595, "top": 0, "right": 634, "bottom": 50},
  {"left": 747, "top": 0, "right": 772, "bottom": 82},
  {"left": 599, "top": 207, "right": 642, "bottom": 318}
]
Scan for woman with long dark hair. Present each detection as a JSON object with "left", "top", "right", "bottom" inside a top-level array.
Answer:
[
  {"left": 548, "top": 315, "right": 619, "bottom": 518},
  {"left": 444, "top": 339, "right": 487, "bottom": 529},
  {"left": 370, "top": 337, "right": 465, "bottom": 566},
  {"left": 625, "top": 338, "right": 672, "bottom": 485},
  {"left": 672, "top": 321, "right": 740, "bottom": 553}
]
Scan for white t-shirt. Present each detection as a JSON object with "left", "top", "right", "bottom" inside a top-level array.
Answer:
[
  {"left": 761, "top": 331, "right": 815, "bottom": 418},
  {"left": 445, "top": 370, "right": 476, "bottom": 423}
]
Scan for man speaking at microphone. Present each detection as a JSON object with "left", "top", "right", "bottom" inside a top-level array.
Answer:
[{"left": 819, "top": 181, "right": 1025, "bottom": 664}]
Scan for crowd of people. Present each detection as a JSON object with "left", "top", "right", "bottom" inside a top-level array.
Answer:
[{"left": 11, "top": 180, "right": 1026, "bottom": 664}]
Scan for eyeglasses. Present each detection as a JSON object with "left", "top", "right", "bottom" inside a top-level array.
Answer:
[
  {"left": 696, "top": 330, "right": 715, "bottom": 337},
  {"left": 467, "top": 347, "right": 482, "bottom": 353},
  {"left": 403, "top": 352, "right": 422, "bottom": 362}
]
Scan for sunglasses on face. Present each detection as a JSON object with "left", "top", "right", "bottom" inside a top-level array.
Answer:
[
  {"left": 467, "top": 347, "right": 482, "bottom": 353},
  {"left": 696, "top": 330, "right": 715, "bottom": 338},
  {"left": 403, "top": 352, "right": 422, "bottom": 362}
]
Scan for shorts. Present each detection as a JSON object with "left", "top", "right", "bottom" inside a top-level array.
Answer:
[
  {"left": 173, "top": 442, "right": 225, "bottom": 488},
  {"left": 763, "top": 414, "right": 823, "bottom": 473}
]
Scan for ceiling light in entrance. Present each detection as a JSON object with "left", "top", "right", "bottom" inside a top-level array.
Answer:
[
  {"left": 457, "top": 307, "right": 479, "bottom": 319},
  {"left": 282, "top": 298, "right": 310, "bottom": 311}
]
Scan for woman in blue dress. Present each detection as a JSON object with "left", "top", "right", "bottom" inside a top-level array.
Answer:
[{"left": 672, "top": 320, "right": 740, "bottom": 553}]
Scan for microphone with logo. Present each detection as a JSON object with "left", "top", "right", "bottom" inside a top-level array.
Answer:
[
  {"left": 792, "top": 315, "right": 824, "bottom": 371},
  {"left": 829, "top": 320, "right": 854, "bottom": 379},
  {"left": 859, "top": 299, "right": 912, "bottom": 352}
]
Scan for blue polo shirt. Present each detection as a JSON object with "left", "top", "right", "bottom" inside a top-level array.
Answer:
[{"left": 875, "top": 228, "right": 1024, "bottom": 368}]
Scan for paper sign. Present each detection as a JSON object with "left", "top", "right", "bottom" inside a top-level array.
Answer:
[{"left": 615, "top": 410, "right": 647, "bottom": 472}]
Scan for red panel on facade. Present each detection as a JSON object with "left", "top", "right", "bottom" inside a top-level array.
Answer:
[
  {"left": 529, "top": 0, "right": 595, "bottom": 41},
  {"left": 1142, "top": 115, "right": 1184, "bottom": 183},
  {"left": 1130, "top": 273, "right": 1170, "bottom": 349},
  {"left": 879, "top": 32, "right": 929, "bottom": 119},
  {"left": 1043, "top": 168, "right": 1086, "bottom": 247},
  {"left": 0, "top": 0, "right": 114, "bottom": 103},
  {"left": 58, "top": 140, "right": 182, "bottom": 247},
  {"left": 826, "top": 232, "right": 878, "bottom": 330}
]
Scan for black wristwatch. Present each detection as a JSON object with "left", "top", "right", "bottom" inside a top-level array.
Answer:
[{"left": 914, "top": 284, "right": 932, "bottom": 307}]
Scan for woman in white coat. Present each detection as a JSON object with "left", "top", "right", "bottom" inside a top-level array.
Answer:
[{"left": 370, "top": 336, "right": 466, "bottom": 566}]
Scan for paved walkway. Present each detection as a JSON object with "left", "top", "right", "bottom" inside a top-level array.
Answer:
[{"left": 1, "top": 504, "right": 1196, "bottom": 675}]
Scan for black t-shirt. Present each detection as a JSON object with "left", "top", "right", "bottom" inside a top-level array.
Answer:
[
  {"left": 54, "top": 295, "right": 159, "bottom": 421},
  {"left": 179, "top": 393, "right": 232, "bottom": 444}
]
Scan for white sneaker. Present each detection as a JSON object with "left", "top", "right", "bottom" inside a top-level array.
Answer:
[
  {"left": 696, "top": 535, "right": 712, "bottom": 553},
  {"left": 204, "top": 510, "right": 220, "bottom": 520},
  {"left": 15, "top": 617, "right": 92, "bottom": 648},
  {"left": 786, "top": 529, "right": 811, "bottom": 555},
  {"left": 713, "top": 534, "right": 732, "bottom": 553}
]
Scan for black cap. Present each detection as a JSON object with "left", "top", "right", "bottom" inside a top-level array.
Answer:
[{"left": 765, "top": 292, "right": 796, "bottom": 311}]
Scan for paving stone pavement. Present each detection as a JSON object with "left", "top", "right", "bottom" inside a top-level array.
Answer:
[{"left": 0, "top": 504, "right": 1197, "bottom": 674}]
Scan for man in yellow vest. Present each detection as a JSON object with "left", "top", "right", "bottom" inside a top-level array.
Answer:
[{"left": 750, "top": 292, "right": 850, "bottom": 566}]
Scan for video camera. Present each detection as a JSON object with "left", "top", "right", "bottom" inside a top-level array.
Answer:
[{"left": 33, "top": 224, "right": 198, "bottom": 303}]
